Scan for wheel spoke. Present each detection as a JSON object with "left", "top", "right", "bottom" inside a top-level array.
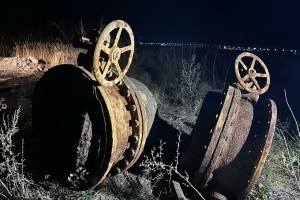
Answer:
[
  {"left": 102, "top": 45, "right": 111, "bottom": 54},
  {"left": 113, "top": 27, "right": 123, "bottom": 47},
  {"left": 114, "top": 61, "right": 122, "bottom": 75},
  {"left": 245, "top": 81, "right": 253, "bottom": 88},
  {"left": 240, "top": 60, "right": 248, "bottom": 71},
  {"left": 102, "top": 60, "right": 112, "bottom": 77},
  {"left": 255, "top": 73, "right": 268, "bottom": 78},
  {"left": 251, "top": 78, "right": 261, "bottom": 90},
  {"left": 242, "top": 74, "right": 250, "bottom": 82},
  {"left": 120, "top": 45, "right": 132, "bottom": 53},
  {"left": 250, "top": 57, "right": 256, "bottom": 69}
]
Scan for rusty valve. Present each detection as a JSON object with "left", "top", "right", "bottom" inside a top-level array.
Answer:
[
  {"left": 179, "top": 86, "right": 277, "bottom": 199},
  {"left": 93, "top": 20, "right": 135, "bottom": 87},
  {"left": 235, "top": 52, "right": 270, "bottom": 95},
  {"left": 31, "top": 65, "right": 156, "bottom": 190},
  {"left": 31, "top": 20, "right": 156, "bottom": 190}
]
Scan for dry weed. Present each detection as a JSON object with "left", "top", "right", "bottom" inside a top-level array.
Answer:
[{"left": 13, "top": 41, "right": 82, "bottom": 66}]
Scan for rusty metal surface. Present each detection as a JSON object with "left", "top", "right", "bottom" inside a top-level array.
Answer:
[
  {"left": 81, "top": 67, "right": 132, "bottom": 187},
  {"left": 93, "top": 20, "right": 134, "bottom": 87},
  {"left": 108, "top": 76, "right": 157, "bottom": 174},
  {"left": 194, "top": 87, "right": 242, "bottom": 189},
  {"left": 129, "top": 78, "right": 157, "bottom": 134},
  {"left": 202, "top": 99, "right": 277, "bottom": 200},
  {"left": 31, "top": 65, "right": 113, "bottom": 189},
  {"left": 201, "top": 99, "right": 254, "bottom": 199},
  {"left": 243, "top": 99, "right": 277, "bottom": 198},
  {"left": 179, "top": 86, "right": 235, "bottom": 180},
  {"left": 124, "top": 77, "right": 157, "bottom": 169},
  {"left": 31, "top": 65, "right": 156, "bottom": 190},
  {"left": 217, "top": 99, "right": 253, "bottom": 167},
  {"left": 235, "top": 52, "right": 270, "bottom": 95},
  {"left": 30, "top": 20, "right": 160, "bottom": 190},
  {"left": 108, "top": 75, "right": 144, "bottom": 175},
  {"left": 178, "top": 85, "right": 277, "bottom": 200}
]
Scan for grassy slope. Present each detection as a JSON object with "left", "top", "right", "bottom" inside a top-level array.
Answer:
[{"left": 0, "top": 38, "right": 299, "bottom": 199}]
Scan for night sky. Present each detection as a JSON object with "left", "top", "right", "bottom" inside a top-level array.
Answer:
[
  {"left": 1, "top": 0, "right": 300, "bottom": 120},
  {"left": 1, "top": 0, "right": 300, "bottom": 47}
]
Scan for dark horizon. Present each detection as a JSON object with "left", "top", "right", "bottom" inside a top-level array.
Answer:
[
  {"left": 1, "top": 0, "right": 299, "bottom": 122},
  {"left": 1, "top": 0, "right": 300, "bottom": 48}
]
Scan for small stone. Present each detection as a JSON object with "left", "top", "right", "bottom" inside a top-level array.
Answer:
[
  {"left": 28, "top": 56, "right": 38, "bottom": 64},
  {"left": 37, "top": 66, "right": 43, "bottom": 71}
]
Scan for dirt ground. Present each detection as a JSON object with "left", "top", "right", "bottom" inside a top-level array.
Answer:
[
  {"left": 0, "top": 56, "right": 48, "bottom": 88},
  {"left": 0, "top": 56, "right": 50, "bottom": 146}
]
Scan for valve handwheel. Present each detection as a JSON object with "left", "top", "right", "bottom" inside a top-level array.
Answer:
[
  {"left": 93, "top": 20, "right": 134, "bottom": 86},
  {"left": 235, "top": 52, "right": 270, "bottom": 95}
]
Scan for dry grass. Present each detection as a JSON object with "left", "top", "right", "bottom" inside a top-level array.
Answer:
[
  {"left": 249, "top": 120, "right": 300, "bottom": 200},
  {"left": 1, "top": 37, "right": 299, "bottom": 199},
  {"left": 140, "top": 135, "right": 205, "bottom": 200},
  {"left": 13, "top": 41, "right": 82, "bottom": 66},
  {"left": 0, "top": 33, "right": 82, "bottom": 67}
]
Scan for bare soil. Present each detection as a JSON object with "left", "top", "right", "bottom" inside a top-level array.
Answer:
[{"left": 0, "top": 56, "right": 48, "bottom": 88}]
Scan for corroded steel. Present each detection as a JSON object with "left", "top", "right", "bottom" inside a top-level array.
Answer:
[
  {"left": 235, "top": 52, "right": 270, "bottom": 95},
  {"left": 111, "top": 76, "right": 156, "bottom": 175},
  {"left": 178, "top": 86, "right": 235, "bottom": 179},
  {"left": 195, "top": 87, "right": 242, "bottom": 189},
  {"left": 30, "top": 20, "right": 158, "bottom": 190},
  {"left": 31, "top": 65, "right": 156, "bottom": 190},
  {"left": 243, "top": 99, "right": 277, "bottom": 198},
  {"left": 202, "top": 99, "right": 277, "bottom": 200},
  {"left": 178, "top": 86, "right": 277, "bottom": 200},
  {"left": 93, "top": 20, "right": 135, "bottom": 87},
  {"left": 112, "top": 77, "right": 157, "bottom": 172}
]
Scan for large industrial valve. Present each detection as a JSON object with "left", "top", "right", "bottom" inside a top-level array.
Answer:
[
  {"left": 178, "top": 53, "right": 277, "bottom": 200},
  {"left": 30, "top": 20, "right": 277, "bottom": 200},
  {"left": 31, "top": 20, "right": 157, "bottom": 190}
]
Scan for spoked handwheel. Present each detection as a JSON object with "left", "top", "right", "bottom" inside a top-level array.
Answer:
[
  {"left": 235, "top": 52, "right": 270, "bottom": 95},
  {"left": 93, "top": 20, "right": 134, "bottom": 86}
]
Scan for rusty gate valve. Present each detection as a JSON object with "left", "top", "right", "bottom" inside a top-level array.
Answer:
[
  {"left": 93, "top": 20, "right": 135, "bottom": 87},
  {"left": 178, "top": 86, "right": 277, "bottom": 199},
  {"left": 31, "top": 64, "right": 157, "bottom": 190},
  {"left": 234, "top": 52, "right": 270, "bottom": 100}
]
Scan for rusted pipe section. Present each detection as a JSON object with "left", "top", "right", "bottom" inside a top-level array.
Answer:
[
  {"left": 31, "top": 65, "right": 157, "bottom": 190},
  {"left": 205, "top": 99, "right": 276, "bottom": 200},
  {"left": 179, "top": 86, "right": 277, "bottom": 199}
]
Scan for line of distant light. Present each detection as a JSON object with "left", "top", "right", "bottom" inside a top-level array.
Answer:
[{"left": 138, "top": 42, "right": 300, "bottom": 55}]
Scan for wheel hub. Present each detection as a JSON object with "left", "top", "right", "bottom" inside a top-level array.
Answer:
[
  {"left": 249, "top": 68, "right": 256, "bottom": 77},
  {"left": 111, "top": 47, "right": 121, "bottom": 62}
]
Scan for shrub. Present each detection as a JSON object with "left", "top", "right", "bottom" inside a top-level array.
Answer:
[
  {"left": 0, "top": 106, "right": 39, "bottom": 199},
  {"left": 140, "top": 134, "right": 205, "bottom": 200}
]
